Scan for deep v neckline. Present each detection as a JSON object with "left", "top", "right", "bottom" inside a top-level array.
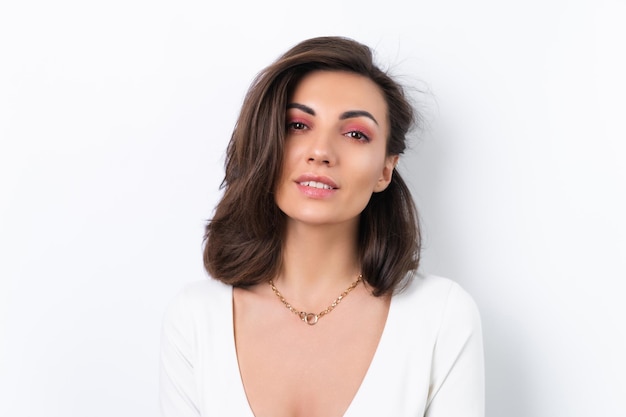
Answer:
[{"left": 227, "top": 286, "right": 397, "bottom": 417}]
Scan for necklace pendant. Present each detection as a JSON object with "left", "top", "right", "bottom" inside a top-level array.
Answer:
[
  {"left": 269, "top": 275, "right": 362, "bottom": 326},
  {"left": 303, "top": 313, "right": 318, "bottom": 325}
]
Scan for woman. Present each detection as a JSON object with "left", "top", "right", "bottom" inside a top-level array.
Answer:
[{"left": 160, "top": 36, "right": 484, "bottom": 417}]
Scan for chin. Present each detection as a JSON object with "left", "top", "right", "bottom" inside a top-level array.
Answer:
[{"left": 284, "top": 211, "right": 360, "bottom": 229}]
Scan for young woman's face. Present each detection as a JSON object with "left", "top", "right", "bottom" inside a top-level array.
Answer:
[{"left": 274, "top": 70, "right": 398, "bottom": 228}]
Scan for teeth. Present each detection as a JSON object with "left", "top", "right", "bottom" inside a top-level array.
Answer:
[{"left": 300, "top": 181, "right": 333, "bottom": 190}]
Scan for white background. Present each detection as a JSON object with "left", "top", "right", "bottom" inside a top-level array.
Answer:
[{"left": 1, "top": 0, "right": 625, "bottom": 416}]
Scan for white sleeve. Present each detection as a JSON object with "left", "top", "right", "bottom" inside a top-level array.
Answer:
[
  {"left": 425, "top": 283, "right": 485, "bottom": 417},
  {"left": 159, "top": 289, "right": 201, "bottom": 417}
]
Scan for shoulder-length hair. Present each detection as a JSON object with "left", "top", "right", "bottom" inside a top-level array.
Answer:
[{"left": 203, "top": 36, "right": 421, "bottom": 296}]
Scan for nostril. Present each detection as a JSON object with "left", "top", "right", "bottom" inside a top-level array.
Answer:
[{"left": 307, "top": 154, "right": 333, "bottom": 165}]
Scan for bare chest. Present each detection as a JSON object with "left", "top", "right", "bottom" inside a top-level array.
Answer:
[{"left": 233, "top": 287, "right": 390, "bottom": 417}]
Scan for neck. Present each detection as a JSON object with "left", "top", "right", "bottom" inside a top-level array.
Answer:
[{"left": 276, "top": 219, "right": 361, "bottom": 303}]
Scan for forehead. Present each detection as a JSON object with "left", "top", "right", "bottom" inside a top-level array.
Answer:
[{"left": 289, "top": 70, "right": 388, "bottom": 120}]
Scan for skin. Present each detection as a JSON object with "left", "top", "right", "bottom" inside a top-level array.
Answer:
[
  {"left": 275, "top": 70, "right": 397, "bottom": 231},
  {"left": 233, "top": 70, "right": 399, "bottom": 417}
]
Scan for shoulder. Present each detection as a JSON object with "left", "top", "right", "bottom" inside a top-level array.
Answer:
[
  {"left": 393, "top": 273, "right": 482, "bottom": 335},
  {"left": 396, "top": 273, "right": 476, "bottom": 304},
  {"left": 402, "top": 276, "right": 485, "bottom": 414},
  {"left": 166, "top": 277, "right": 231, "bottom": 309},
  {"left": 161, "top": 278, "right": 232, "bottom": 335},
  {"left": 169, "top": 277, "right": 231, "bottom": 302}
]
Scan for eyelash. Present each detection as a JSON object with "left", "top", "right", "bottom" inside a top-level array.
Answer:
[
  {"left": 287, "top": 121, "right": 308, "bottom": 131},
  {"left": 344, "top": 130, "right": 370, "bottom": 142},
  {"left": 286, "top": 121, "right": 371, "bottom": 143}
]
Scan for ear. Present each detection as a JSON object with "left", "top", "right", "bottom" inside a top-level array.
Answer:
[{"left": 374, "top": 155, "right": 399, "bottom": 193}]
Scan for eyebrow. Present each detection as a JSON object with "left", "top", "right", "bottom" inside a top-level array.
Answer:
[{"left": 286, "top": 103, "right": 379, "bottom": 126}]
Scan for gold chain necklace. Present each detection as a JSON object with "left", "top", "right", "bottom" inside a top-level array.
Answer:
[{"left": 268, "top": 274, "right": 363, "bottom": 325}]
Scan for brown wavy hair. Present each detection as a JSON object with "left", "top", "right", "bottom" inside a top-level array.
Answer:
[{"left": 203, "top": 36, "right": 421, "bottom": 296}]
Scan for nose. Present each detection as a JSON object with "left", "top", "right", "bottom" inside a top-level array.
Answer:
[{"left": 306, "top": 131, "right": 336, "bottom": 166}]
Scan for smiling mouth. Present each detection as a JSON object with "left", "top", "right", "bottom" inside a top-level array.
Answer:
[{"left": 298, "top": 181, "right": 335, "bottom": 190}]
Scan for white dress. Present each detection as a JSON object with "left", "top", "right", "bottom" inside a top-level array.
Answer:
[{"left": 159, "top": 274, "right": 485, "bottom": 416}]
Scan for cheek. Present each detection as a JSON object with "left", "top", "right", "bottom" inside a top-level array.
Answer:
[
  {"left": 282, "top": 139, "right": 303, "bottom": 165},
  {"left": 275, "top": 144, "right": 300, "bottom": 198},
  {"left": 350, "top": 151, "right": 387, "bottom": 185},
  {"left": 278, "top": 145, "right": 297, "bottom": 181}
]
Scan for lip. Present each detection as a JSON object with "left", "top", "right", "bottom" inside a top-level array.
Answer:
[
  {"left": 294, "top": 174, "right": 339, "bottom": 199},
  {"left": 294, "top": 174, "right": 339, "bottom": 189}
]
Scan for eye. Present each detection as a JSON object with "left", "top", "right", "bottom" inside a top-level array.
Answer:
[
  {"left": 345, "top": 130, "right": 370, "bottom": 142},
  {"left": 287, "top": 121, "right": 308, "bottom": 131}
]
